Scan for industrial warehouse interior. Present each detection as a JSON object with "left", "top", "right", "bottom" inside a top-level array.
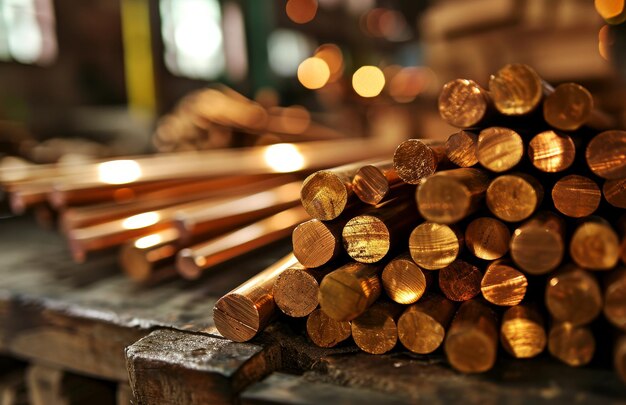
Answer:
[{"left": 1, "top": 0, "right": 626, "bottom": 404}]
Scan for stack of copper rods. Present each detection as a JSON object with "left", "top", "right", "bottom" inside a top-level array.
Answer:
[
  {"left": 0, "top": 137, "right": 398, "bottom": 283},
  {"left": 214, "top": 63, "right": 626, "bottom": 382}
]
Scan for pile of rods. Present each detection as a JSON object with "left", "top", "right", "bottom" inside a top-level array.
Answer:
[
  {"left": 0, "top": 137, "right": 396, "bottom": 284},
  {"left": 214, "top": 63, "right": 626, "bottom": 380}
]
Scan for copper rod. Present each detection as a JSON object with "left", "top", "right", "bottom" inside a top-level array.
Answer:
[
  {"left": 444, "top": 299, "right": 499, "bottom": 373},
  {"left": 342, "top": 198, "right": 420, "bottom": 263},
  {"left": 120, "top": 228, "right": 181, "bottom": 283},
  {"left": 392, "top": 139, "right": 446, "bottom": 185},
  {"left": 570, "top": 218, "right": 620, "bottom": 271},
  {"left": 604, "top": 178, "right": 626, "bottom": 209},
  {"left": 351, "top": 301, "right": 403, "bottom": 355},
  {"left": 306, "top": 308, "right": 351, "bottom": 348},
  {"left": 545, "top": 265, "right": 602, "bottom": 326},
  {"left": 213, "top": 253, "right": 299, "bottom": 342},
  {"left": 300, "top": 160, "right": 378, "bottom": 221},
  {"left": 352, "top": 160, "right": 405, "bottom": 205},
  {"left": 318, "top": 261, "right": 382, "bottom": 321},
  {"left": 527, "top": 130, "right": 576, "bottom": 173},
  {"left": 397, "top": 293, "right": 455, "bottom": 354},
  {"left": 439, "top": 260, "right": 482, "bottom": 302},
  {"left": 445, "top": 130, "right": 478, "bottom": 168},
  {"left": 488, "top": 63, "right": 552, "bottom": 116},
  {"left": 409, "top": 222, "right": 462, "bottom": 270},
  {"left": 486, "top": 173, "right": 544, "bottom": 222},
  {"left": 615, "top": 335, "right": 626, "bottom": 383},
  {"left": 273, "top": 263, "right": 331, "bottom": 318},
  {"left": 543, "top": 82, "right": 615, "bottom": 131},
  {"left": 481, "top": 261, "right": 527, "bottom": 306},
  {"left": 417, "top": 167, "right": 490, "bottom": 224},
  {"left": 552, "top": 175, "right": 601, "bottom": 218},
  {"left": 292, "top": 218, "right": 345, "bottom": 268},
  {"left": 465, "top": 217, "right": 510, "bottom": 261},
  {"left": 604, "top": 268, "right": 626, "bottom": 331},
  {"left": 7, "top": 183, "right": 49, "bottom": 214},
  {"left": 61, "top": 175, "right": 290, "bottom": 231},
  {"left": 476, "top": 127, "right": 524, "bottom": 173},
  {"left": 175, "top": 181, "right": 302, "bottom": 239},
  {"left": 510, "top": 212, "right": 565, "bottom": 275},
  {"left": 586, "top": 130, "right": 626, "bottom": 180},
  {"left": 381, "top": 253, "right": 431, "bottom": 305},
  {"left": 500, "top": 305, "right": 546, "bottom": 359},
  {"left": 176, "top": 206, "right": 309, "bottom": 279},
  {"left": 548, "top": 323, "right": 595, "bottom": 367},
  {"left": 438, "top": 79, "right": 493, "bottom": 128}
]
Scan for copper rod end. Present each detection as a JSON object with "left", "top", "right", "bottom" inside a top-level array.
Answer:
[
  {"left": 176, "top": 248, "right": 203, "bottom": 280},
  {"left": 487, "top": 174, "right": 543, "bottom": 222},
  {"left": 603, "top": 178, "right": 626, "bottom": 209},
  {"left": 548, "top": 323, "right": 595, "bottom": 367},
  {"left": 439, "top": 260, "right": 482, "bottom": 302},
  {"left": 481, "top": 261, "right": 527, "bottom": 306},
  {"left": 586, "top": 130, "right": 626, "bottom": 180},
  {"left": 300, "top": 170, "right": 350, "bottom": 221},
  {"left": 510, "top": 213, "right": 564, "bottom": 275},
  {"left": 616, "top": 336, "right": 626, "bottom": 383},
  {"left": 342, "top": 215, "right": 391, "bottom": 263},
  {"left": 543, "top": 83, "right": 593, "bottom": 131},
  {"left": 552, "top": 175, "right": 601, "bottom": 218},
  {"left": 292, "top": 219, "right": 340, "bottom": 268},
  {"left": 546, "top": 266, "right": 602, "bottom": 326},
  {"left": 605, "top": 269, "right": 626, "bottom": 330},
  {"left": 213, "top": 293, "right": 261, "bottom": 342},
  {"left": 306, "top": 308, "right": 351, "bottom": 348},
  {"left": 438, "top": 79, "right": 489, "bottom": 128},
  {"left": 465, "top": 217, "right": 511, "bottom": 260},
  {"left": 500, "top": 305, "right": 546, "bottom": 359},
  {"left": 445, "top": 130, "right": 478, "bottom": 167},
  {"left": 528, "top": 130, "right": 576, "bottom": 173},
  {"left": 477, "top": 127, "right": 524, "bottom": 173},
  {"left": 382, "top": 255, "right": 428, "bottom": 305},
  {"left": 397, "top": 295, "right": 455, "bottom": 354},
  {"left": 353, "top": 165, "right": 390, "bottom": 205},
  {"left": 489, "top": 63, "right": 543, "bottom": 115},
  {"left": 274, "top": 267, "right": 320, "bottom": 318},
  {"left": 570, "top": 220, "right": 620, "bottom": 270},
  {"left": 409, "top": 222, "right": 461, "bottom": 270},
  {"left": 392, "top": 139, "right": 439, "bottom": 185},
  {"left": 351, "top": 302, "right": 401, "bottom": 355}
]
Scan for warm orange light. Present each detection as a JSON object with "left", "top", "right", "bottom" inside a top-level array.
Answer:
[
  {"left": 314, "top": 44, "right": 343, "bottom": 81},
  {"left": 286, "top": 0, "right": 318, "bottom": 24},
  {"left": 279, "top": 105, "right": 311, "bottom": 134},
  {"left": 98, "top": 160, "right": 142, "bottom": 184},
  {"left": 297, "top": 57, "right": 330, "bottom": 89},
  {"left": 595, "top": 0, "right": 626, "bottom": 23},
  {"left": 389, "top": 67, "right": 431, "bottom": 103},
  {"left": 352, "top": 66, "right": 385, "bottom": 98},
  {"left": 599, "top": 25, "right": 614, "bottom": 61}
]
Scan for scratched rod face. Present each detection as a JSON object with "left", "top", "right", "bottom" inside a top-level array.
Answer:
[
  {"left": 438, "top": 79, "right": 493, "bottom": 128},
  {"left": 382, "top": 253, "right": 431, "bottom": 305},
  {"left": 476, "top": 127, "right": 524, "bottom": 173},
  {"left": 351, "top": 301, "right": 403, "bottom": 355},
  {"left": 439, "top": 260, "right": 483, "bottom": 302},
  {"left": 409, "top": 222, "right": 463, "bottom": 270},
  {"left": 306, "top": 308, "right": 351, "bottom": 348},
  {"left": 292, "top": 217, "right": 346, "bottom": 268},
  {"left": 500, "top": 305, "right": 546, "bottom": 359},
  {"left": 274, "top": 263, "right": 333, "bottom": 318},
  {"left": 569, "top": 218, "right": 620, "bottom": 271},
  {"left": 397, "top": 293, "right": 455, "bottom": 354},
  {"left": 548, "top": 322, "right": 595, "bottom": 367},
  {"left": 527, "top": 130, "right": 576, "bottom": 173},
  {"left": 481, "top": 261, "right": 527, "bottom": 306},
  {"left": 176, "top": 206, "right": 309, "bottom": 279},
  {"left": 465, "top": 217, "right": 511, "bottom": 261},
  {"left": 509, "top": 212, "right": 565, "bottom": 275},
  {"left": 488, "top": 63, "right": 552, "bottom": 116},
  {"left": 444, "top": 299, "right": 499, "bottom": 373},
  {"left": 213, "top": 253, "right": 299, "bottom": 342},
  {"left": 445, "top": 130, "right": 479, "bottom": 168},
  {"left": 352, "top": 160, "right": 405, "bottom": 205},
  {"left": 545, "top": 265, "right": 602, "bottom": 326},
  {"left": 543, "top": 82, "right": 615, "bottom": 131},
  {"left": 586, "top": 130, "right": 626, "bottom": 180},
  {"left": 486, "top": 173, "right": 544, "bottom": 223},
  {"left": 392, "top": 139, "right": 446, "bottom": 185},
  {"left": 552, "top": 175, "right": 601, "bottom": 218},
  {"left": 604, "top": 178, "right": 626, "bottom": 209}
]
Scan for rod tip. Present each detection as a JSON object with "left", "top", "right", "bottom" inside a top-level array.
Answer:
[
  {"left": 301, "top": 171, "right": 349, "bottom": 221},
  {"left": 213, "top": 293, "right": 261, "bottom": 342}
]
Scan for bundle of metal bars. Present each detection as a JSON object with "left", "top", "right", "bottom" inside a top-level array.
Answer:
[
  {"left": 0, "top": 137, "right": 397, "bottom": 283},
  {"left": 214, "top": 63, "right": 626, "bottom": 381}
]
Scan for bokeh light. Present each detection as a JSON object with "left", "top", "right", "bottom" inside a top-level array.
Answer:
[
  {"left": 599, "top": 25, "right": 614, "bottom": 61},
  {"left": 286, "top": 0, "right": 318, "bottom": 24},
  {"left": 595, "top": 0, "right": 626, "bottom": 24},
  {"left": 98, "top": 160, "right": 142, "bottom": 184},
  {"left": 314, "top": 43, "right": 343, "bottom": 81},
  {"left": 122, "top": 212, "right": 160, "bottom": 230},
  {"left": 352, "top": 66, "right": 385, "bottom": 98},
  {"left": 297, "top": 57, "right": 330, "bottom": 89},
  {"left": 264, "top": 143, "right": 305, "bottom": 172}
]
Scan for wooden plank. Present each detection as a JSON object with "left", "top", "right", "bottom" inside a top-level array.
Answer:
[{"left": 126, "top": 329, "right": 281, "bottom": 405}]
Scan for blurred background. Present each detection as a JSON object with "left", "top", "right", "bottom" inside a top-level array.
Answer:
[{"left": 0, "top": 0, "right": 625, "bottom": 164}]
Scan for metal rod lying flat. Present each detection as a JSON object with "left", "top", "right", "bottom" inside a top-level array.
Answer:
[
  {"left": 352, "top": 160, "right": 405, "bottom": 205},
  {"left": 409, "top": 222, "right": 463, "bottom": 270},
  {"left": 120, "top": 227, "right": 182, "bottom": 283},
  {"left": 397, "top": 293, "right": 455, "bottom": 354},
  {"left": 488, "top": 63, "right": 552, "bottom": 116},
  {"left": 439, "top": 260, "right": 482, "bottom": 302},
  {"left": 486, "top": 173, "right": 544, "bottom": 223},
  {"left": 445, "top": 130, "right": 478, "bottom": 168},
  {"left": 438, "top": 79, "right": 493, "bottom": 128},
  {"left": 381, "top": 253, "right": 431, "bottom": 305},
  {"left": 465, "top": 217, "right": 510, "bottom": 261},
  {"left": 510, "top": 212, "right": 565, "bottom": 275},
  {"left": 527, "top": 130, "right": 576, "bottom": 173},
  {"left": 273, "top": 263, "right": 331, "bottom": 318},
  {"left": 444, "top": 299, "right": 499, "bottom": 373},
  {"left": 543, "top": 82, "right": 615, "bottom": 131},
  {"left": 569, "top": 218, "right": 620, "bottom": 271},
  {"left": 481, "top": 261, "right": 527, "bottom": 306},
  {"left": 545, "top": 265, "right": 602, "bottom": 326},
  {"left": 500, "top": 305, "right": 546, "bottom": 359},
  {"left": 318, "top": 262, "right": 383, "bottom": 321},
  {"left": 213, "top": 253, "right": 299, "bottom": 342},
  {"left": 417, "top": 167, "right": 490, "bottom": 224},
  {"left": 292, "top": 218, "right": 346, "bottom": 268},
  {"left": 476, "top": 127, "right": 524, "bottom": 173},
  {"left": 586, "top": 130, "right": 626, "bottom": 180},
  {"left": 306, "top": 308, "right": 351, "bottom": 348},
  {"left": 548, "top": 323, "right": 595, "bottom": 367},
  {"left": 177, "top": 206, "right": 309, "bottom": 279},
  {"left": 351, "top": 301, "right": 403, "bottom": 355},
  {"left": 552, "top": 175, "right": 601, "bottom": 218},
  {"left": 604, "top": 178, "right": 626, "bottom": 209},
  {"left": 392, "top": 139, "right": 446, "bottom": 185},
  {"left": 604, "top": 268, "right": 626, "bottom": 331}
]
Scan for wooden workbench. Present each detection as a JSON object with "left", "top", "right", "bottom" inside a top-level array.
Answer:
[{"left": 1, "top": 216, "right": 625, "bottom": 404}]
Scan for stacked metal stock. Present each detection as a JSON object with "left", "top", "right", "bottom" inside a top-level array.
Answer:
[{"left": 214, "top": 63, "right": 626, "bottom": 381}]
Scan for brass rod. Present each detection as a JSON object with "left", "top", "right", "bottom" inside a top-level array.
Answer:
[
  {"left": 445, "top": 130, "right": 478, "bottom": 168},
  {"left": 120, "top": 227, "right": 181, "bottom": 283},
  {"left": 439, "top": 260, "right": 482, "bottom": 302},
  {"left": 351, "top": 301, "right": 403, "bottom": 355},
  {"left": 570, "top": 218, "right": 620, "bottom": 271},
  {"left": 392, "top": 139, "right": 446, "bottom": 185},
  {"left": 273, "top": 263, "right": 332, "bottom": 318},
  {"left": 465, "top": 217, "right": 510, "bottom": 261},
  {"left": 213, "top": 253, "right": 299, "bottom": 342},
  {"left": 438, "top": 79, "right": 493, "bottom": 128},
  {"left": 500, "top": 305, "right": 546, "bottom": 359},
  {"left": 543, "top": 82, "right": 615, "bottom": 131},
  {"left": 510, "top": 212, "right": 565, "bottom": 275},
  {"left": 604, "top": 268, "right": 626, "bottom": 331},
  {"left": 486, "top": 173, "right": 544, "bottom": 222},
  {"left": 481, "top": 261, "right": 527, "bottom": 306},
  {"left": 476, "top": 127, "right": 524, "bottom": 173},
  {"left": 604, "top": 178, "right": 626, "bottom": 209},
  {"left": 352, "top": 160, "right": 405, "bottom": 205},
  {"left": 306, "top": 308, "right": 351, "bottom": 348},
  {"left": 545, "top": 265, "right": 602, "bottom": 326},
  {"left": 552, "top": 175, "right": 601, "bottom": 218},
  {"left": 381, "top": 253, "right": 431, "bottom": 305},
  {"left": 292, "top": 218, "right": 346, "bottom": 268},
  {"left": 615, "top": 335, "right": 626, "bottom": 383},
  {"left": 409, "top": 222, "right": 463, "bottom": 270},
  {"left": 527, "top": 130, "right": 576, "bottom": 173},
  {"left": 397, "top": 293, "right": 455, "bottom": 354},
  {"left": 548, "top": 322, "right": 595, "bottom": 367},
  {"left": 586, "top": 130, "right": 626, "bottom": 180},
  {"left": 488, "top": 63, "right": 552, "bottom": 116}
]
